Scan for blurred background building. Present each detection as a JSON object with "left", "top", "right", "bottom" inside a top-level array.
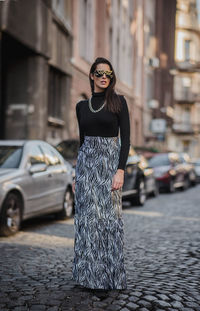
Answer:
[
  {"left": 0, "top": 0, "right": 200, "bottom": 157},
  {"left": 0, "top": 0, "right": 73, "bottom": 142},
  {"left": 143, "top": 0, "right": 176, "bottom": 151},
  {"left": 168, "top": 0, "right": 200, "bottom": 158}
]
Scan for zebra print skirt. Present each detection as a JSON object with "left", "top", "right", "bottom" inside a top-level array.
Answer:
[{"left": 72, "top": 136, "right": 127, "bottom": 290}]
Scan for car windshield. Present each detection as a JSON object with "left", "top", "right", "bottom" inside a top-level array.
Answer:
[
  {"left": 0, "top": 146, "right": 23, "bottom": 168},
  {"left": 149, "top": 154, "right": 170, "bottom": 167},
  {"left": 56, "top": 141, "right": 79, "bottom": 159}
]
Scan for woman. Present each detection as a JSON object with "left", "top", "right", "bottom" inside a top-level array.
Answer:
[{"left": 72, "top": 57, "right": 130, "bottom": 290}]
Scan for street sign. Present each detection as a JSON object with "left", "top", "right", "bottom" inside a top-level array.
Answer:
[{"left": 151, "top": 119, "right": 166, "bottom": 133}]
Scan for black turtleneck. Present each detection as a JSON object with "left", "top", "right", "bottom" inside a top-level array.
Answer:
[{"left": 76, "top": 91, "right": 130, "bottom": 170}]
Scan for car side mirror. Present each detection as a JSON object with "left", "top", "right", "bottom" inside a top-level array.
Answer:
[{"left": 29, "top": 163, "right": 47, "bottom": 174}]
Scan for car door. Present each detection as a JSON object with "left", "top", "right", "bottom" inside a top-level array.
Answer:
[
  {"left": 40, "top": 142, "right": 67, "bottom": 210},
  {"left": 172, "top": 154, "right": 185, "bottom": 187},
  {"left": 22, "top": 142, "right": 50, "bottom": 216},
  {"left": 142, "top": 156, "right": 155, "bottom": 194},
  {"left": 123, "top": 155, "right": 139, "bottom": 197}
]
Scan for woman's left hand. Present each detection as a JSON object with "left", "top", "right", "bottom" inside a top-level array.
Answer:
[{"left": 111, "top": 169, "right": 124, "bottom": 191}]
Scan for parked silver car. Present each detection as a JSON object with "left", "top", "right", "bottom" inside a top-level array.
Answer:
[{"left": 0, "top": 140, "right": 74, "bottom": 236}]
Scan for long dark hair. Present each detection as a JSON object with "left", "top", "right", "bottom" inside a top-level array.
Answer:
[{"left": 89, "top": 57, "right": 122, "bottom": 113}]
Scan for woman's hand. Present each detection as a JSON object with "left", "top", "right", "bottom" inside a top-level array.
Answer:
[
  {"left": 111, "top": 169, "right": 124, "bottom": 191},
  {"left": 72, "top": 181, "right": 75, "bottom": 193}
]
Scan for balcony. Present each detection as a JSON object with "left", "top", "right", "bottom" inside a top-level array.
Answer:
[
  {"left": 174, "top": 75, "right": 200, "bottom": 103},
  {"left": 174, "top": 90, "right": 198, "bottom": 103},
  {"left": 175, "top": 60, "right": 200, "bottom": 72},
  {"left": 172, "top": 122, "right": 195, "bottom": 134}
]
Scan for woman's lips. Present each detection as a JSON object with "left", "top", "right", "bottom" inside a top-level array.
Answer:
[{"left": 101, "top": 81, "right": 106, "bottom": 84}]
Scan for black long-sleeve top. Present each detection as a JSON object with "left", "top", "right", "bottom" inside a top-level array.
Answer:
[{"left": 76, "top": 91, "right": 130, "bottom": 170}]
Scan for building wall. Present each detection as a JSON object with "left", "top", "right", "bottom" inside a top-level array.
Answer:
[
  {"left": 151, "top": 0, "right": 176, "bottom": 151},
  {"left": 0, "top": 0, "right": 181, "bottom": 155},
  {"left": 170, "top": 0, "right": 200, "bottom": 158},
  {"left": 70, "top": 0, "right": 140, "bottom": 147},
  {"left": 0, "top": 0, "right": 73, "bottom": 144}
]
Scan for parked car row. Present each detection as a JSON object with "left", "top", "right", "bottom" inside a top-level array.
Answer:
[
  {"left": 122, "top": 146, "right": 158, "bottom": 206},
  {"left": 0, "top": 139, "right": 198, "bottom": 236},
  {"left": 0, "top": 140, "right": 74, "bottom": 236},
  {"left": 148, "top": 152, "right": 197, "bottom": 193}
]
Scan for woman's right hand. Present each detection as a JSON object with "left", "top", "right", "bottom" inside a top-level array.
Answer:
[{"left": 72, "top": 181, "right": 75, "bottom": 193}]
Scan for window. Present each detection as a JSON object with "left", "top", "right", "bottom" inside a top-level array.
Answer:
[
  {"left": 0, "top": 146, "right": 23, "bottom": 168},
  {"left": 184, "top": 40, "right": 191, "bottom": 61},
  {"left": 29, "top": 145, "right": 45, "bottom": 166},
  {"left": 52, "top": 0, "right": 72, "bottom": 29},
  {"left": 183, "top": 107, "right": 190, "bottom": 124},
  {"left": 41, "top": 144, "right": 62, "bottom": 166},
  {"left": 183, "top": 140, "right": 189, "bottom": 153},
  {"left": 110, "top": 0, "right": 133, "bottom": 85},
  {"left": 79, "top": 0, "right": 94, "bottom": 61},
  {"left": 48, "top": 66, "right": 66, "bottom": 120}
]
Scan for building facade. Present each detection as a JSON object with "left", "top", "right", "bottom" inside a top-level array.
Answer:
[
  {"left": 168, "top": 0, "right": 200, "bottom": 158},
  {"left": 0, "top": 0, "right": 145, "bottom": 147},
  {"left": 1, "top": 0, "right": 187, "bottom": 156},
  {"left": 0, "top": 0, "right": 73, "bottom": 144},
  {"left": 146, "top": 0, "right": 177, "bottom": 151}
]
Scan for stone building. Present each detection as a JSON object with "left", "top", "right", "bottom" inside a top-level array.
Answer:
[
  {"left": 0, "top": 0, "right": 180, "bottom": 152},
  {"left": 0, "top": 0, "right": 73, "bottom": 144},
  {"left": 168, "top": 0, "right": 200, "bottom": 158}
]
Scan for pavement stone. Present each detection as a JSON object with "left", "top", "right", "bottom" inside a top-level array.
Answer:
[
  {"left": 137, "top": 300, "right": 152, "bottom": 308},
  {"left": 114, "top": 299, "right": 126, "bottom": 306},
  {"left": 143, "top": 295, "right": 157, "bottom": 301},
  {"left": 128, "top": 296, "right": 139, "bottom": 302},
  {"left": 126, "top": 301, "right": 140, "bottom": 310},
  {"left": 107, "top": 304, "right": 122, "bottom": 311},
  {"left": 156, "top": 294, "right": 170, "bottom": 301},
  {"left": 0, "top": 185, "right": 200, "bottom": 310},
  {"left": 171, "top": 301, "right": 184, "bottom": 308}
]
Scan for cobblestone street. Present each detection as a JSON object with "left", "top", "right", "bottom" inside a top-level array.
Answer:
[{"left": 0, "top": 185, "right": 200, "bottom": 311}]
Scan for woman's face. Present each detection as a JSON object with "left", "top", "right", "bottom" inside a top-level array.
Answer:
[{"left": 91, "top": 63, "right": 112, "bottom": 92}]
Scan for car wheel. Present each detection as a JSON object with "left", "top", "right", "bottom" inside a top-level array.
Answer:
[
  {"left": 56, "top": 188, "right": 74, "bottom": 220},
  {"left": 168, "top": 179, "right": 175, "bottom": 193},
  {"left": 0, "top": 193, "right": 22, "bottom": 236},
  {"left": 133, "top": 179, "right": 146, "bottom": 206},
  {"left": 191, "top": 180, "right": 196, "bottom": 187}
]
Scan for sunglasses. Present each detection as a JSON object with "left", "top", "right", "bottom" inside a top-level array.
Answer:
[{"left": 94, "top": 70, "right": 113, "bottom": 79}]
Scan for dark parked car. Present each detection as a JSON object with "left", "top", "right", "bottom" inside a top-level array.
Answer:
[
  {"left": 148, "top": 152, "right": 190, "bottom": 192},
  {"left": 192, "top": 159, "right": 200, "bottom": 183},
  {"left": 56, "top": 139, "right": 79, "bottom": 167},
  {"left": 0, "top": 140, "right": 74, "bottom": 236},
  {"left": 122, "top": 147, "right": 158, "bottom": 206},
  {"left": 178, "top": 152, "right": 196, "bottom": 186}
]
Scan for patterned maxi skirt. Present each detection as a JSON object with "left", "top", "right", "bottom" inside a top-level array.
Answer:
[{"left": 72, "top": 136, "right": 127, "bottom": 290}]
